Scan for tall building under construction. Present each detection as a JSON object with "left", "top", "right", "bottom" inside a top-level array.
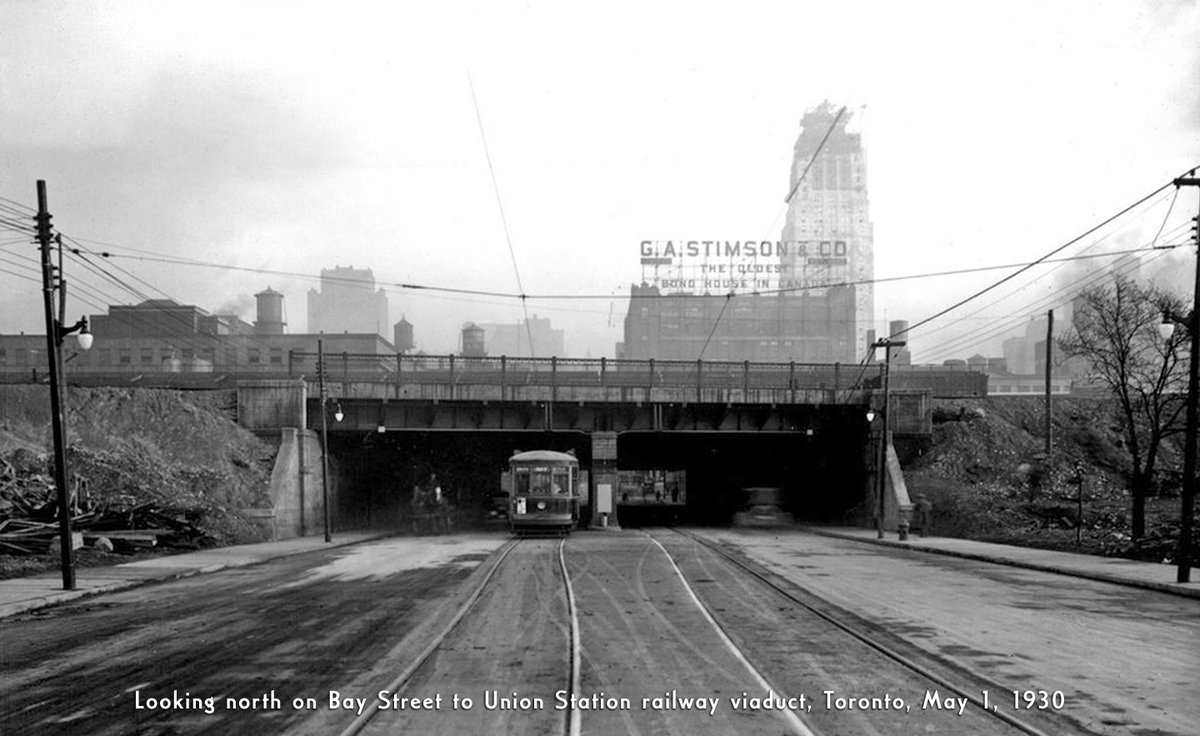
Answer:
[
  {"left": 778, "top": 101, "right": 873, "bottom": 361},
  {"left": 621, "top": 102, "right": 872, "bottom": 363}
]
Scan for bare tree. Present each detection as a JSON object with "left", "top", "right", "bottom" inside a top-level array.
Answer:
[{"left": 1058, "top": 275, "right": 1188, "bottom": 539}]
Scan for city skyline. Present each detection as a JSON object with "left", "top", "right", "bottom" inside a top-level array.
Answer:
[{"left": 1, "top": 2, "right": 1197, "bottom": 362}]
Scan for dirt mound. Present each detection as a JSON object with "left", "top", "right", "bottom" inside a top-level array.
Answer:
[
  {"left": 0, "top": 386, "right": 276, "bottom": 572},
  {"left": 906, "top": 396, "right": 1194, "bottom": 565}
]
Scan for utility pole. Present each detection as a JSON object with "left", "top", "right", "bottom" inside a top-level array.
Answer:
[
  {"left": 319, "top": 338, "right": 333, "bottom": 540},
  {"left": 1175, "top": 172, "right": 1200, "bottom": 584},
  {"left": 318, "top": 339, "right": 332, "bottom": 543},
  {"left": 872, "top": 337, "right": 905, "bottom": 539},
  {"left": 36, "top": 181, "right": 75, "bottom": 590},
  {"left": 1044, "top": 310, "right": 1053, "bottom": 456}
]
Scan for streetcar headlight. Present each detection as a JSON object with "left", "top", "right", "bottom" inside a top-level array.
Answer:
[{"left": 537, "top": 501, "right": 546, "bottom": 510}]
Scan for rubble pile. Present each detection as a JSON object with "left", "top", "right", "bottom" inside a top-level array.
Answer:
[
  {"left": 0, "top": 386, "right": 277, "bottom": 571},
  {"left": 906, "top": 396, "right": 1195, "bottom": 564},
  {"left": 0, "top": 449, "right": 215, "bottom": 555}
]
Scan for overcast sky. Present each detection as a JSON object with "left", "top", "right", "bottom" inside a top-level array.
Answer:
[{"left": 2, "top": 0, "right": 1198, "bottom": 361}]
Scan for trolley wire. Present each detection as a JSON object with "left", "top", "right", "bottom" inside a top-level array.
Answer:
[
  {"left": 469, "top": 73, "right": 537, "bottom": 357},
  {"left": 695, "top": 106, "right": 848, "bottom": 357},
  {"left": 913, "top": 184, "right": 1191, "bottom": 361},
  {"left": 904, "top": 187, "right": 1178, "bottom": 349},
  {"left": 916, "top": 223, "right": 1190, "bottom": 362},
  {"left": 889, "top": 171, "right": 1192, "bottom": 344},
  {"left": 921, "top": 241, "right": 1179, "bottom": 364}
]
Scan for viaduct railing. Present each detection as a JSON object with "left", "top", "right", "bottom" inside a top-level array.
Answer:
[{"left": 289, "top": 352, "right": 883, "bottom": 405}]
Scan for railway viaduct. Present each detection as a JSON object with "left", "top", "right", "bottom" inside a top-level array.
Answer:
[{"left": 233, "top": 354, "right": 932, "bottom": 538}]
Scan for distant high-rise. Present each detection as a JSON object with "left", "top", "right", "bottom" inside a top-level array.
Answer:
[
  {"left": 307, "top": 266, "right": 390, "bottom": 337},
  {"left": 779, "top": 102, "right": 873, "bottom": 361}
]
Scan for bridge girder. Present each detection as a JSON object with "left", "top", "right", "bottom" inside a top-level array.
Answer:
[{"left": 312, "top": 399, "right": 829, "bottom": 434}]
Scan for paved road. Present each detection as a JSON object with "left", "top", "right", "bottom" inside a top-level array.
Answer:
[
  {"left": 694, "top": 528, "right": 1199, "bottom": 736},
  {"left": 3, "top": 529, "right": 1194, "bottom": 735},
  {"left": 0, "top": 535, "right": 505, "bottom": 736}
]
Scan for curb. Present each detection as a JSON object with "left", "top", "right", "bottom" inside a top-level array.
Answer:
[
  {"left": 0, "top": 532, "right": 392, "bottom": 620},
  {"left": 803, "top": 527, "right": 1200, "bottom": 601}
]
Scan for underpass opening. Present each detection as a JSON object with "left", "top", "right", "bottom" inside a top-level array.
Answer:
[
  {"left": 326, "top": 430, "right": 591, "bottom": 532},
  {"left": 616, "top": 406, "right": 870, "bottom": 526}
]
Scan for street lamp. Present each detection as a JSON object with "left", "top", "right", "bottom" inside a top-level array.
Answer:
[
  {"left": 317, "top": 339, "right": 334, "bottom": 543},
  {"left": 1157, "top": 170, "right": 1200, "bottom": 584},
  {"left": 868, "top": 404, "right": 885, "bottom": 538},
  {"left": 36, "top": 180, "right": 94, "bottom": 590},
  {"left": 870, "top": 337, "right": 905, "bottom": 539}
]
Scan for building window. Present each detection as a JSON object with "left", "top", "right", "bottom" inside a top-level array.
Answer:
[
  {"left": 269, "top": 348, "right": 283, "bottom": 365},
  {"left": 119, "top": 349, "right": 131, "bottom": 365},
  {"left": 140, "top": 348, "right": 153, "bottom": 364},
  {"left": 248, "top": 349, "right": 260, "bottom": 364},
  {"left": 225, "top": 349, "right": 238, "bottom": 366}
]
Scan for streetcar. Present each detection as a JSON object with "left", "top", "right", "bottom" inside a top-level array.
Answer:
[{"left": 505, "top": 449, "right": 581, "bottom": 536}]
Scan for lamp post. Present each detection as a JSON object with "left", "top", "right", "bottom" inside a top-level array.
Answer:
[
  {"left": 870, "top": 337, "right": 905, "bottom": 539},
  {"left": 866, "top": 406, "right": 881, "bottom": 536},
  {"left": 318, "top": 339, "right": 333, "bottom": 543},
  {"left": 36, "top": 180, "right": 94, "bottom": 590},
  {"left": 1161, "top": 303, "right": 1198, "bottom": 585}
]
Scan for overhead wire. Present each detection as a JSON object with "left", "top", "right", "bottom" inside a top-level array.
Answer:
[
  {"left": 920, "top": 239, "right": 1181, "bottom": 363},
  {"left": 888, "top": 172, "right": 1191, "bottom": 345},
  {"left": 64, "top": 243, "right": 291, "bottom": 365},
  {"left": 468, "top": 73, "right": 537, "bottom": 357},
  {"left": 59, "top": 233, "right": 1182, "bottom": 302},
  {"left": 915, "top": 198, "right": 1193, "bottom": 362},
  {"left": 61, "top": 248, "right": 229, "bottom": 357},
  {"left": 902, "top": 187, "right": 1177, "bottom": 348},
  {"left": 6, "top": 168, "right": 1196, "bottom": 362},
  {"left": 912, "top": 180, "right": 1192, "bottom": 361},
  {"left": 0, "top": 266, "right": 42, "bottom": 286},
  {"left": 696, "top": 107, "right": 847, "bottom": 359}
]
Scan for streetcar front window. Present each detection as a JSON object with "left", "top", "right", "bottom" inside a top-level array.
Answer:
[
  {"left": 530, "top": 467, "right": 553, "bottom": 494},
  {"left": 514, "top": 467, "right": 531, "bottom": 496},
  {"left": 551, "top": 467, "right": 571, "bottom": 494}
]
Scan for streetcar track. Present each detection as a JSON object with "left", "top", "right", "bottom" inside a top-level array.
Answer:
[
  {"left": 336, "top": 537, "right": 581, "bottom": 736},
  {"left": 558, "top": 536, "right": 583, "bottom": 736},
  {"left": 640, "top": 531, "right": 817, "bottom": 736},
  {"left": 668, "top": 527, "right": 1061, "bottom": 736}
]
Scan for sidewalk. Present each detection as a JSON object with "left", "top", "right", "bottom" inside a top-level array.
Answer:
[
  {"left": 808, "top": 526, "right": 1200, "bottom": 600},
  {"left": 0, "top": 532, "right": 387, "bottom": 619}
]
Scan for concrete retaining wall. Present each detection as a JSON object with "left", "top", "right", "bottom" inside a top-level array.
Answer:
[{"left": 262, "top": 428, "right": 336, "bottom": 539}]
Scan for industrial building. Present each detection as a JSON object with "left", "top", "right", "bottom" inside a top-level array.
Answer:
[
  {"left": 0, "top": 287, "right": 408, "bottom": 380},
  {"left": 619, "top": 283, "right": 856, "bottom": 362}
]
